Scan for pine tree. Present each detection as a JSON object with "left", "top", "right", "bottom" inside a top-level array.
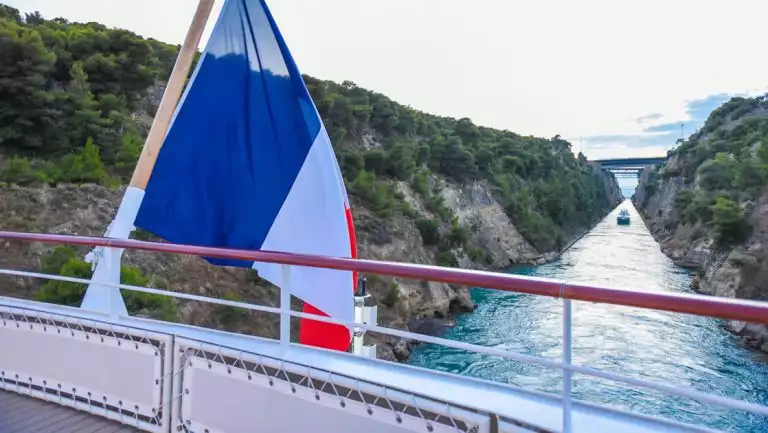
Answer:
[
  {"left": 0, "top": 21, "right": 57, "bottom": 152},
  {"left": 64, "top": 62, "right": 107, "bottom": 152}
]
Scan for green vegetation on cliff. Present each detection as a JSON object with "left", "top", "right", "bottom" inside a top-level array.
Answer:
[
  {"left": 0, "top": 4, "right": 614, "bottom": 255},
  {"left": 0, "top": 5, "right": 175, "bottom": 158},
  {"left": 649, "top": 95, "right": 768, "bottom": 247},
  {"left": 306, "top": 76, "right": 614, "bottom": 250},
  {"left": 636, "top": 94, "right": 768, "bottom": 353},
  {"left": 35, "top": 246, "right": 177, "bottom": 320}
]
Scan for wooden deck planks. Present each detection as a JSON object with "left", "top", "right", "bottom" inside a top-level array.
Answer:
[{"left": 0, "top": 390, "right": 140, "bottom": 433}]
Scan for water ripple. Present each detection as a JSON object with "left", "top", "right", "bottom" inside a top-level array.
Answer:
[{"left": 409, "top": 201, "right": 768, "bottom": 432}]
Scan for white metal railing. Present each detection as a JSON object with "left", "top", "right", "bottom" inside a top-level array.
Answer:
[
  {"left": 1, "top": 263, "right": 764, "bottom": 432},
  {"left": 562, "top": 299, "right": 573, "bottom": 433},
  {"left": 0, "top": 303, "right": 173, "bottom": 431},
  {"left": 171, "top": 337, "right": 492, "bottom": 433}
]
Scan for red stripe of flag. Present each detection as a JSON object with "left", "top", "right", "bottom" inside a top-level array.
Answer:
[{"left": 298, "top": 205, "right": 357, "bottom": 351}]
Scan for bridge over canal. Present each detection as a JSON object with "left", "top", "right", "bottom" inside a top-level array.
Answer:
[{"left": 593, "top": 156, "right": 667, "bottom": 177}]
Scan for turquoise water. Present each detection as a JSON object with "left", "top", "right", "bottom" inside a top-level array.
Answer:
[{"left": 409, "top": 200, "right": 768, "bottom": 432}]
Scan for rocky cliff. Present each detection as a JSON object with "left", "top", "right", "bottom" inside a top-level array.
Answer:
[
  {"left": 634, "top": 95, "right": 768, "bottom": 354},
  {"left": 0, "top": 165, "right": 620, "bottom": 362}
]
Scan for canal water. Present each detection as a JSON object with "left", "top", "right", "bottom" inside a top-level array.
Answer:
[{"left": 409, "top": 199, "right": 768, "bottom": 432}]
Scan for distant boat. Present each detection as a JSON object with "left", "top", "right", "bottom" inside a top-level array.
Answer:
[{"left": 617, "top": 208, "right": 631, "bottom": 225}]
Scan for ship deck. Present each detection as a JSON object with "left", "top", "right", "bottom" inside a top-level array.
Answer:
[
  {"left": 0, "top": 390, "right": 139, "bottom": 433},
  {"left": 1, "top": 231, "right": 766, "bottom": 433}
]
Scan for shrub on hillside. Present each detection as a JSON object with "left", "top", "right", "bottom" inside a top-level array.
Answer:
[
  {"left": 508, "top": 208, "right": 558, "bottom": 252},
  {"left": 734, "top": 159, "right": 768, "bottom": 197},
  {"left": 410, "top": 170, "right": 430, "bottom": 196},
  {"left": 36, "top": 257, "right": 93, "bottom": 306},
  {"left": 381, "top": 281, "right": 400, "bottom": 307},
  {"left": 415, "top": 219, "right": 440, "bottom": 245},
  {"left": 35, "top": 246, "right": 177, "bottom": 320},
  {"left": 0, "top": 139, "right": 113, "bottom": 186},
  {"left": 0, "top": 156, "right": 40, "bottom": 185},
  {"left": 340, "top": 151, "right": 364, "bottom": 181},
  {"left": 447, "top": 216, "right": 469, "bottom": 248},
  {"left": 467, "top": 245, "right": 489, "bottom": 264},
  {"left": 697, "top": 153, "right": 735, "bottom": 192},
  {"left": 113, "top": 131, "right": 143, "bottom": 178},
  {"left": 41, "top": 246, "right": 80, "bottom": 274},
  {"left": 120, "top": 265, "right": 177, "bottom": 320},
  {"left": 58, "top": 138, "right": 108, "bottom": 183},
  {"left": 212, "top": 292, "right": 249, "bottom": 325},
  {"left": 363, "top": 150, "right": 387, "bottom": 175},
  {"left": 349, "top": 170, "right": 397, "bottom": 216},
  {"left": 711, "top": 197, "right": 750, "bottom": 246},
  {"left": 679, "top": 192, "right": 719, "bottom": 225},
  {"left": 435, "top": 250, "right": 458, "bottom": 267},
  {"left": 674, "top": 190, "right": 695, "bottom": 216}
]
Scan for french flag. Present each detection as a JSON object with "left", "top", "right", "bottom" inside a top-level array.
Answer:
[{"left": 134, "top": 0, "right": 356, "bottom": 351}]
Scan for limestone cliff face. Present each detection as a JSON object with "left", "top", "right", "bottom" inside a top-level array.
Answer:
[
  {"left": 635, "top": 156, "right": 713, "bottom": 268},
  {"left": 423, "top": 180, "right": 541, "bottom": 267},
  {"left": 352, "top": 195, "right": 475, "bottom": 331},
  {"left": 634, "top": 93, "right": 768, "bottom": 355},
  {"left": 592, "top": 163, "right": 625, "bottom": 214},
  {"left": 635, "top": 154, "right": 768, "bottom": 355},
  {"left": 0, "top": 185, "right": 284, "bottom": 338},
  {"left": 0, "top": 170, "right": 620, "bottom": 361}
]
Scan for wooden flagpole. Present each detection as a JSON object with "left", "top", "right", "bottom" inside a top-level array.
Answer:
[{"left": 130, "top": 0, "right": 216, "bottom": 189}]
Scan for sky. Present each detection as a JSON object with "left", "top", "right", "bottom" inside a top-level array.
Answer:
[{"left": 7, "top": 0, "right": 768, "bottom": 159}]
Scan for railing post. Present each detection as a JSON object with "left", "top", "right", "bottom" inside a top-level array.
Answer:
[
  {"left": 352, "top": 275, "right": 378, "bottom": 358},
  {"left": 103, "top": 248, "right": 122, "bottom": 322},
  {"left": 280, "top": 265, "right": 291, "bottom": 346},
  {"left": 562, "top": 299, "right": 573, "bottom": 433},
  {"left": 81, "top": 187, "right": 144, "bottom": 317}
]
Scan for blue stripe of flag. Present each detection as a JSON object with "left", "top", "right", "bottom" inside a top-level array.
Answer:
[{"left": 135, "top": 0, "right": 322, "bottom": 267}]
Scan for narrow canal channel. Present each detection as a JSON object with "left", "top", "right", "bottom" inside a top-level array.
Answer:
[{"left": 410, "top": 200, "right": 768, "bottom": 432}]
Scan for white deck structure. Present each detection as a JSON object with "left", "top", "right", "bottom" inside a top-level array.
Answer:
[{"left": 1, "top": 232, "right": 767, "bottom": 433}]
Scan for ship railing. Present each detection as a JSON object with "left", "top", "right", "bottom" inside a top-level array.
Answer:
[{"left": 0, "top": 231, "right": 767, "bottom": 433}]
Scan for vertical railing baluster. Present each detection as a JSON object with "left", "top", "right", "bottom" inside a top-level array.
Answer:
[
  {"left": 562, "top": 298, "right": 573, "bottom": 433},
  {"left": 106, "top": 249, "right": 121, "bottom": 322},
  {"left": 280, "top": 265, "right": 291, "bottom": 346}
]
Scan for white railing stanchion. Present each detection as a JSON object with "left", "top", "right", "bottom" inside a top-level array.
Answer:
[
  {"left": 105, "top": 249, "right": 123, "bottom": 322},
  {"left": 280, "top": 265, "right": 291, "bottom": 346},
  {"left": 81, "top": 188, "right": 145, "bottom": 317},
  {"left": 563, "top": 298, "right": 573, "bottom": 433},
  {"left": 352, "top": 275, "right": 378, "bottom": 358},
  {"left": 352, "top": 295, "right": 364, "bottom": 356}
]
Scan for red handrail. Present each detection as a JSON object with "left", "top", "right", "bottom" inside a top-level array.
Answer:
[{"left": 1, "top": 230, "right": 767, "bottom": 324}]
